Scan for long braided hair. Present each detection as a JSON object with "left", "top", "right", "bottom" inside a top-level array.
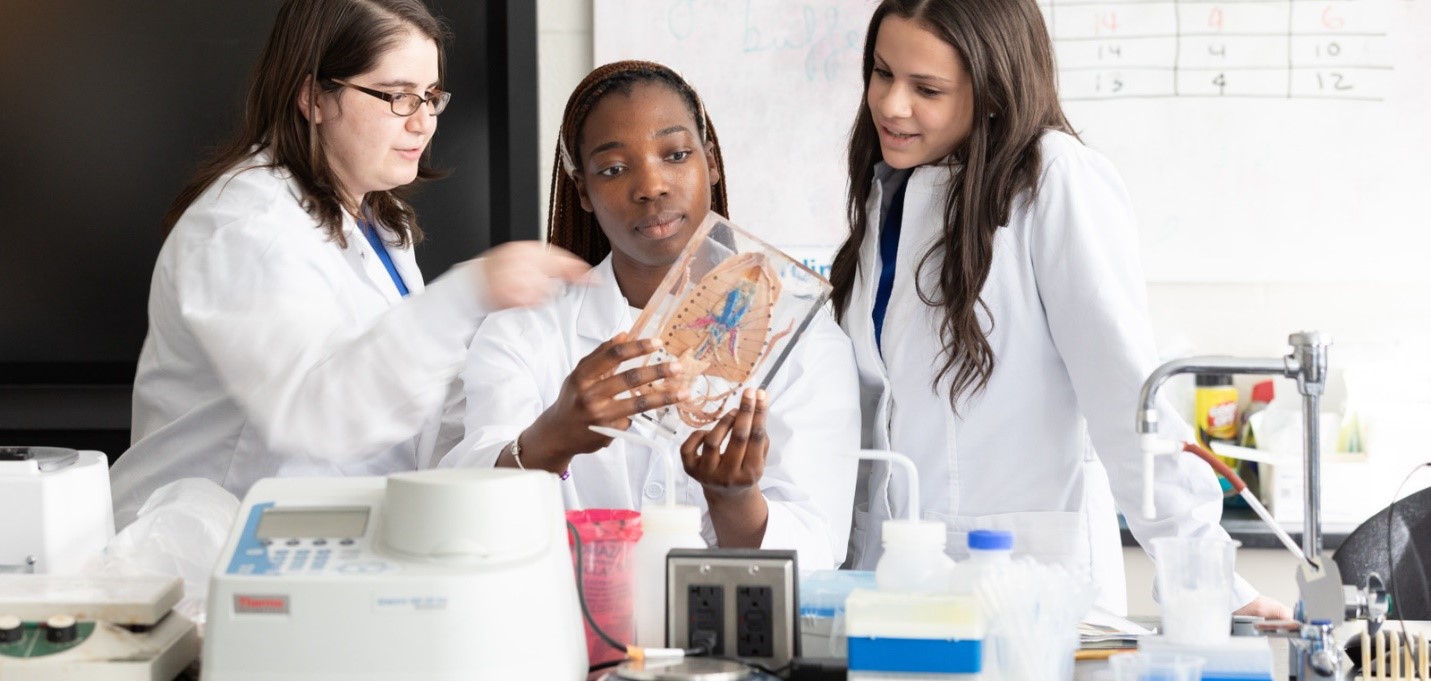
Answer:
[{"left": 547, "top": 60, "right": 730, "bottom": 266}]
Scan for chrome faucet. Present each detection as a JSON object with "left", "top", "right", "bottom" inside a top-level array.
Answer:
[
  {"left": 1136, "top": 331, "right": 1330, "bottom": 560},
  {"left": 1137, "top": 332, "right": 1362, "bottom": 680}
]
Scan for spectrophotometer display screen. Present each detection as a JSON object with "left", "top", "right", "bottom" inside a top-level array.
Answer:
[{"left": 257, "top": 507, "right": 370, "bottom": 539}]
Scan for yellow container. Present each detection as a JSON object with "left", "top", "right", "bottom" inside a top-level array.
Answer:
[{"left": 1194, "top": 374, "right": 1239, "bottom": 448}]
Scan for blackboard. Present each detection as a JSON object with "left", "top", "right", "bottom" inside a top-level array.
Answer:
[{"left": 0, "top": 1, "right": 538, "bottom": 443}]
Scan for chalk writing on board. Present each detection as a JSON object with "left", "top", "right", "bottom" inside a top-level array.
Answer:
[
  {"left": 663, "top": 0, "right": 863, "bottom": 82},
  {"left": 1040, "top": 0, "right": 1393, "bottom": 100}
]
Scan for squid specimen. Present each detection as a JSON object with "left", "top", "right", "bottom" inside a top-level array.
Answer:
[{"left": 655, "top": 252, "right": 793, "bottom": 427}]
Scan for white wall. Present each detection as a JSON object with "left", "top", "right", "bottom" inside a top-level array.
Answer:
[
  {"left": 536, "top": 0, "right": 594, "bottom": 238},
  {"left": 535, "top": 0, "right": 1431, "bottom": 612}
]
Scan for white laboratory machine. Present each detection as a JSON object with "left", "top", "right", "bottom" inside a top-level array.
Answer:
[
  {"left": 0, "top": 574, "right": 200, "bottom": 680},
  {"left": 0, "top": 447, "right": 115, "bottom": 575},
  {"left": 202, "top": 468, "right": 588, "bottom": 680}
]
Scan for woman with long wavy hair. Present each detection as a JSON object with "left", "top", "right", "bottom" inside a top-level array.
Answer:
[{"left": 829, "top": 0, "right": 1289, "bottom": 619}]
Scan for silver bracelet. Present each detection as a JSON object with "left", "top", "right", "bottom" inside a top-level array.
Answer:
[
  {"left": 509, "top": 436, "right": 526, "bottom": 470},
  {"left": 509, "top": 434, "right": 570, "bottom": 480}
]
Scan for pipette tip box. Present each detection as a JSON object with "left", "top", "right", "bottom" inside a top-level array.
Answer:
[{"left": 1138, "top": 634, "right": 1276, "bottom": 680}]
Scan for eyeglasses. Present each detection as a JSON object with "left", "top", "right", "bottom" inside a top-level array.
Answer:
[{"left": 330, "top": 78, "right": 451, "bottom": 116}]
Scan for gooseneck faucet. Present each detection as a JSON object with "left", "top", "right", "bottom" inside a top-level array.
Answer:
[
  {"left": 1137, "top": 332, "right": 1375, "bottom": 680},
  {"left": 1135, "top": 331, "right": 1331, "bottom": 562}
]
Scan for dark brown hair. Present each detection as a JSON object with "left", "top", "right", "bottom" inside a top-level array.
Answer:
[
  {"left": 546, "top": 60, "right": 730, "bottom": 266},
  {"left": 829, "top": 0, "right": 1076, "bottom": 409},
  {"left": 162, "top": 0, "right": 451, "bottom": 248}
]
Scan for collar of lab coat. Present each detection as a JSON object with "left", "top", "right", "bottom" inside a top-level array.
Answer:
[
  {"left": 340, "top": 208, "right": 426, "bottom": 305},
  {"left": 245, "top": 148, "right": 426, "bottom": 305},
  {"left": 574, "top": 256, "right": 632, "bottom": 343}
]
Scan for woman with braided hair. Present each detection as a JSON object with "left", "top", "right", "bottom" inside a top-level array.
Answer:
[{"left": 442, "top": 61, "right": 860, "bottom": 568}]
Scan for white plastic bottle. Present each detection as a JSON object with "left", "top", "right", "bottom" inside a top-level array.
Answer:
[
  {"left": 949, "top": 529, "right": 1014, "bottom": 680},
  {"left": 874, "top": 519, "right": 956, "bottom": 592},
  {"left": 948, "top": 529, "right": 1014, "bottom": 593},
  {"left": 631, "top": 504, "right": 706, "bottom": 647}
]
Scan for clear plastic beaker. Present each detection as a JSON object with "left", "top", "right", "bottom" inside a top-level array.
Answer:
[
  {"left": 567, "top": 509, "right": 642, "bottom": 665},
  {"left": 1109, "top": 652, "right": 1205, "bottom": 681},
  {"left": 1152, "top": 536, "right": 1238, "bottom": 645}
]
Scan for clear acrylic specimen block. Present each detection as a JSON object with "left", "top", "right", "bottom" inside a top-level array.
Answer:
[{"left": 623, "top": 212, "right": 833, "bottom": 436}]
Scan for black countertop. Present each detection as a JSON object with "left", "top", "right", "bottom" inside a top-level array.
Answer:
[{"left": 1120, "top": 508, "right": 1355, "bottom": 550}]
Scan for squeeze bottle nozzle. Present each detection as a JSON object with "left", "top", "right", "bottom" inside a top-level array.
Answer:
[{"left": 853, "top": 449, "right": 921, "bottom": 521}]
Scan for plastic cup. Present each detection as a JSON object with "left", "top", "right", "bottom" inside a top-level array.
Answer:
[
  {"left": 567, "top": 509, "right": 642, "bottom": 665},
  {"left": 1109, "top": 652, "right": 1205, "bottom": 681},
  {"left": 1152, "top": 536, "right": 1238, "bottom": 645}
]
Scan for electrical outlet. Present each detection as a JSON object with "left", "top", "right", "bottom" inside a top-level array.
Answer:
[
  {"left": 736, "top": 585, "right": 773, "bottom": 657},
  {"left": 666, "top": 549, "right": 799, "bottom": 667},
  {"left": 687, "top": 584, "right": 724, "bottom": 653}
]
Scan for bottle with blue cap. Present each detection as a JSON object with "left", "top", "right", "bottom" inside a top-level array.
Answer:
[
  {"left": 958, "top": 529, "right": 1013, "bottom": 577},
  {"left": 949, "top": 530, "right": 1014, "bottom": 680},
  {"left": 949, "top": 530, "right": 1013, "bottom": 595}
]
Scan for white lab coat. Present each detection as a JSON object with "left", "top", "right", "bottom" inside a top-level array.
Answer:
[
  {"left": 843, "top": 131, "right": 1256, "bottom": 613},
  {"left": 110, "top": 153, "right": 486, "bottom": 529},
  {"left": 441, "top": 257, "right": 861, "bottom": 569}
]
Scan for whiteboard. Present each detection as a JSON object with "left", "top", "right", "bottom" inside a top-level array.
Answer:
[{"left": 594, "top": 0, "right": 1431, "bottom": 282}]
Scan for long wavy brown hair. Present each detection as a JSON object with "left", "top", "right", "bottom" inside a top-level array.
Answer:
[
  {"left": 162, "top": 0, "right": 450, "bottom": 249},
  {"left": 546, "top": 60, "right": 730, "bottom": 266},
  {"left": 829, "top": 0, "right": 1076, "bottom": 409}
]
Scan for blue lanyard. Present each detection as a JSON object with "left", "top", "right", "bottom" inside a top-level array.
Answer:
[
  {"left": 871, "top": 176, "right": 909, "bottom": 355},
  {"left": 359, "top": 219, "right": 410, "bottom": 297}
]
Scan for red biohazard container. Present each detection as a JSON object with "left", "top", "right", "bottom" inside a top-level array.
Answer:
[{"left": 566, "top": 509, "right": 643, "bottom": 666}]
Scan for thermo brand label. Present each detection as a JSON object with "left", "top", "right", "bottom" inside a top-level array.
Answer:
[{"left": 234, "top": 594, "right": 290, "bottom": 614}]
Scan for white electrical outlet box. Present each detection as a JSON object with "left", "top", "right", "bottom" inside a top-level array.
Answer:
[{"left": 665, "top": 549, "right": 799, "bottom": 668}]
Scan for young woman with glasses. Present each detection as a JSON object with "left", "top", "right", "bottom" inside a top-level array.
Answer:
[{"left": 109, "top": 0, "right": 586, "bottom": 529}]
